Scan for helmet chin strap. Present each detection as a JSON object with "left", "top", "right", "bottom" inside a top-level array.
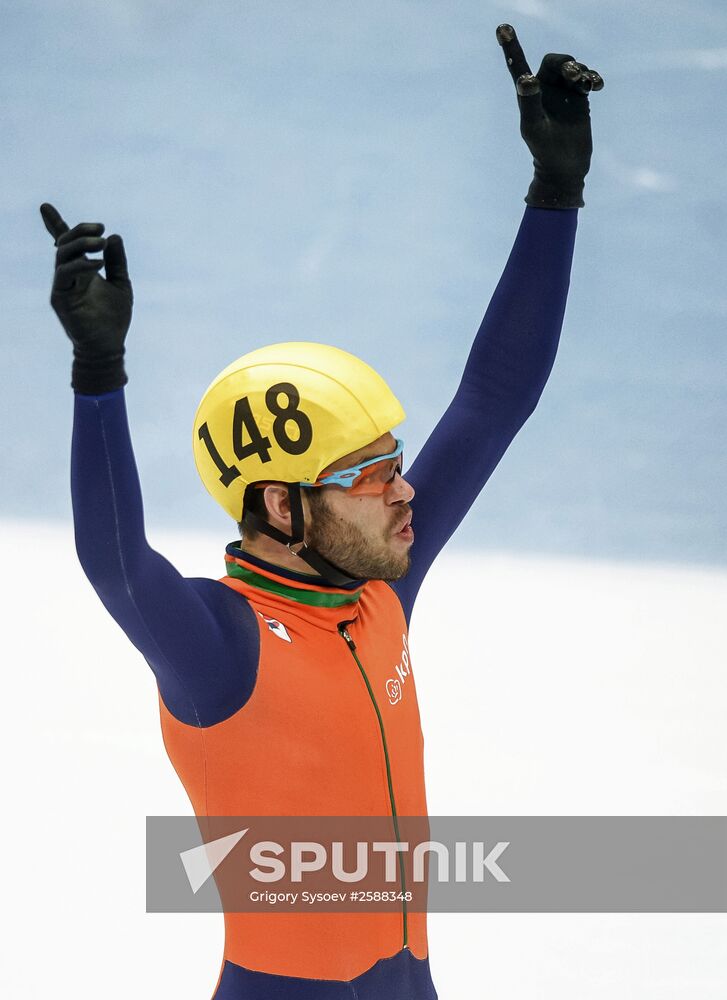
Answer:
[{"left": 241, "top": 484, "right": 364, "bottom": 587}]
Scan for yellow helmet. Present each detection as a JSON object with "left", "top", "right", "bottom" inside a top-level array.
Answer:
[{"left": 193, "top": 342, "right": 406, "bottom": 522}]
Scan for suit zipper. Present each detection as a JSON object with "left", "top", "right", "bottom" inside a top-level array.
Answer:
[{"left": 337, "top": 621, "right": 408, "bottom": 949}]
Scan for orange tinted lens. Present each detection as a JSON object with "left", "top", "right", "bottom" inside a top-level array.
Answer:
[{"left": 348, "top": 457, "right": 402, "bottom": 495}]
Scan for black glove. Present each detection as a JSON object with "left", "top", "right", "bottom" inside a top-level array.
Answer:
[
  {"left": 40, "top": 202, "right": 133, "bottom": 394},
  {"left": 496, "top": 24, "right": 604, "bottom": 209}
]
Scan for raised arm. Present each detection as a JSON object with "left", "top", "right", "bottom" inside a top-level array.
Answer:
[
  {"left": 41, "top": 204, "right": 259, "bottom": 726},
  {"left": 394, "top": 26, "right": 604, "bottom": 620}
]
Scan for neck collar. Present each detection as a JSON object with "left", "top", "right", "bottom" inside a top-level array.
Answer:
[{"left": 223, "top": 542, "right": 366, "bottom": 609}]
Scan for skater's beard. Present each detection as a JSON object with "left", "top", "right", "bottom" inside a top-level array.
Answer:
[{"left": 305, "top": 490, "right": 412, "bottom": 582}]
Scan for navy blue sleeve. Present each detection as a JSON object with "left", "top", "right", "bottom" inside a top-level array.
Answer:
[
  {"left": 71, "top": 389, "right": 260, "bottom": 726},
  {"left": 393, "top": 206, "right": 578, "bottom": 622}
]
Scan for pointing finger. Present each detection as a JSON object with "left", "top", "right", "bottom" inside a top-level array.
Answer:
[
  {"left": 40, "top": 202, "right": 70, "bottom": 245},
  {"left": 496, "top": 24, "right": 532, "bottom": 86}
]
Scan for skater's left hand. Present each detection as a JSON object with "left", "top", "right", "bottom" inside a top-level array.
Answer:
[{"left": 496, "top": 23, "right": 604, "bottom": 209}]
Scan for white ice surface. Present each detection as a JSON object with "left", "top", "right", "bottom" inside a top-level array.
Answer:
[{"left": 1, "top": 519, "right": 725, "bottom": 998}]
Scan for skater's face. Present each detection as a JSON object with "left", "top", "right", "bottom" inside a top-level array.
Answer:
[{"left": 304, "top": 433, "right": 415, "bottom": 581}]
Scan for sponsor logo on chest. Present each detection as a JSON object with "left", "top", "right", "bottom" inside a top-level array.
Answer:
[{"left": 386, "top": 633, "right": 412, "bottom": 706}]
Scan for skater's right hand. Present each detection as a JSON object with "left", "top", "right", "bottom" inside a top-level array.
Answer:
[{"left": 40, "top": 202, "right": 132, "bottom": 394}]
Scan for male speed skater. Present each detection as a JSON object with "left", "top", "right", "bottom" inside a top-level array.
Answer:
[{"left": 41, "top": 25, "right": 603, "bottom": 1000}]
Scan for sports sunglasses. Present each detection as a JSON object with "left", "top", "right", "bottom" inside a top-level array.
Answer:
[{"left": 300, "top": 439, "right": 405, "bottom": 495}]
